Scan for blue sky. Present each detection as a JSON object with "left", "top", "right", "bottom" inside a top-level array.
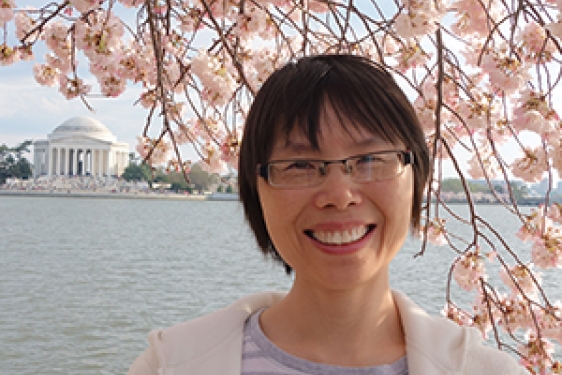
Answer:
[{"left": 0, "top": 58, "right": 148, "bottom": 153}]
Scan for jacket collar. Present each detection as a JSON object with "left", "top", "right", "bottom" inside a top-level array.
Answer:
[
  {"left": 392, "top": 290, "right": 471, "bottom": 375},
  {"left": 153, "top": 291, "right": 471, "bottom": 375}
]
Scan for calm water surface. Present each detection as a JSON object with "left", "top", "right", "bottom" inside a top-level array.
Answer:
[{"left": 0, "top": 196, "right": 559, "bottom": 374}]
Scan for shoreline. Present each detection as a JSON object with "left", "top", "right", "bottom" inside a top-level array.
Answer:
[{"left": 0, "top": 190, "right": 238, "bottom": 201}]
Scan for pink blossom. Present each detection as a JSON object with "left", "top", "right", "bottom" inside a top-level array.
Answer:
[
  {"left": 139, "top": 90, "right": 157, "bottom": 109},
  {"left": 512, "top": 89, "right": 559, "bottom": 136},
  {"left": 453, "top": 250, "right": 487, "bottom": 291},
  {"left": 33, "top": 63, "right": 59, "bottom": 86},
  {"left": 17, "top": 45, "right": 34, "bottom": 61},
  {"left": 537, "top": 303, "right": 562, "bottom": 344},
  {"left": 499, "top": 264, "right": 540, "bottom": 296},
  {"left": 0, "top": 15, "right": 11, "bottom": 28},
  {"left": 14, "top": 12, "right": 37, "bottom": 40},
  {"left": 420, "top": 218, "right": 447, "bottom": 245},
  {"left": 551, "top": 144, "right": 562, "bottom": 177},
  {"left": 517, "top": 223, "right": 537, "bottom": 242},
  {"left": 74, "top": 11, "right": 124, "bottom": 57},
  {"left": 531, "top": 227, "right": 562, "bottom": 269},
  {"left": 307, "top": 0, "right": 332, "bottom": 13},
  {"left": 547, "top": 203, "right": 562, "bottom": 224},
  {"left": 472, "top": 293, "right": 497, "bottom": 338},
  {"left": 394, "top": 10, "right": 438, "bottom": 39},
  {"left": 232, "top": 6, "right": 272, "bottom": 40},
  {"left": 200, "top": 144, "right": 227, "bottom": 174},
  {"left": 518, "top": 21, "right": 557, "bottom": 61},
  {"left": 99, "top": 74, "right": 126, "bottom": 97},
  {"left": 0, "top": 43, "right": 19, "bottom": 66},
  {"left": 396, "top": 41, "right": 431, "bottom": 72},
  {"left": 518, "top": 333, "right": 556, "bottom": 373},
  {"left": 175, "top": 123, "right": 195, "bottom": 145},
  {"left": 43, "top": 22, "right": 71, "bottom": 56},
  {"left": 467, "top": 149, "right": 501, "bottom": 180},
  {"left": 136, "top": 136, "right": 170, "bottom": 165},
  {"left": 498, "top": 294, "right": 535, "bottom": 333},
  {"left": 58, "top": 75, "right": 91, "bottom": 99},
  {"left": 481, "top": 51, "right": 531, "bottom": 95},
  {"left": 511, "top": 147, "right": 548, "bottom": 183},
  {"left": 451, "top": 0, "right": 505, "bottom": 37},
  {"left": 69, "top": 0, "right": 103, "bottom": 13},
  {"left": 0, "top": 1, "right": 14, "bottom": 26},
  {"left": 45, "top": 53, "right": 71, "bottom": 74},
  {"left": 191, "top": 50, "right": 236, "bottom": 107},
  {"left": 442, "top": 303, "right": 473, "bottom": 326}
]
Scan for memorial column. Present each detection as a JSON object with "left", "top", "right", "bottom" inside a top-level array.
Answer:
[
  {"left": 74, "top": 148, "right": 80, "bottom": 176},
  {"left": 64, "top": 147, "right": 70, "bottom": 176},
  {"left": 47, "top": 146, "right": 52, "bottom": 176}
]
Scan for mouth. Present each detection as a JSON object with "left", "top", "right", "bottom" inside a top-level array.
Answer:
[{"left": 305, "top": 225, "right": 375, "bottom": 246}]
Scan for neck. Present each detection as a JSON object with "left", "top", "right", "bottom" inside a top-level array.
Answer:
[{"left": 259, "top": 276, "right": 406, "bottom": 366}]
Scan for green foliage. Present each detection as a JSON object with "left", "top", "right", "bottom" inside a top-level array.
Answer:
[
  {"left": 186, "top": 163, "right": 220, "bottom": 192},
  {"left": 149, "top": 163, "right": 219, "bottom": 192},
  {"left": 225, "top": 185, "right": 234, "bottom": 193},
  {"left": 0, "top": 140, "right": 33, "bottom": 184},
  {"left": 440, "top": 178, "right": 531, "bottom": 202},
  {"left": 122, "top": 162, "right": 152, "bottom": 182}
]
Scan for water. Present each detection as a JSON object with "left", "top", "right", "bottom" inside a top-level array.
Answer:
[{"left": 0, "top": 196, "right": 559, "bottom": 374}]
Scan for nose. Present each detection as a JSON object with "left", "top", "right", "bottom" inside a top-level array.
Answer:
[{"left": 314, "top": 164, "right": 362, "bottom": 210}]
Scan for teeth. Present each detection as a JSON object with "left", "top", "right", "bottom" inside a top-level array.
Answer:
[{"left": 312, "top": 226, "right": 369, "bottom": 245}]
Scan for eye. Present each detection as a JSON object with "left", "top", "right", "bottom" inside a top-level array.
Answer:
[
  {"left": 359, "top": 153, "right": 392, "bottom": 164},
  {"left": 356, "top": 154, "right": 379, "bottom": 165},
  {"left": 285, "top": 160, "right": 316, "bottom": 170}
]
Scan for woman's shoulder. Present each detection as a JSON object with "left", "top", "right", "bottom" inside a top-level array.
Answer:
[
  {"left": 126, "top": 291, "right": 286, "bottom": 375},
  {"left": 392, "top": 290, "right": 529, "bottom": 375}
]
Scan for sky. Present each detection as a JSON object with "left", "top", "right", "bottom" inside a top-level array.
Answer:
[{"left": 0, "top": 59, "right": 148, "bottom": 156}]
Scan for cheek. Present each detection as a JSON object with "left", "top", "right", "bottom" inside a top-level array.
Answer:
[
  {"left": 377, "top": 175, "right": 414, "bottom": 226},
  {"left": 258, "top": 186, "right": 305, "bottom": 239}
]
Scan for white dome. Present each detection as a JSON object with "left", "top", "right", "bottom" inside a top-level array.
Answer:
[{"left": 49, "top": 117, "right": 117, "bottom": 143}]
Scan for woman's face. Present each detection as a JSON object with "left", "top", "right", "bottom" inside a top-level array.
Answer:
[{"left": 257, "top": 106, "right": 414, "bottom": 292}]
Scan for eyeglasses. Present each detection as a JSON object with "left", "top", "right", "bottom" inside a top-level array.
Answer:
[{"left": 257, "top": 150, "right": 413, "bottom": 188}]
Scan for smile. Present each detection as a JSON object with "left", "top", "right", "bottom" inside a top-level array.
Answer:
[{"left": 306, "top": 225, "right": 374, "bottom": 245}]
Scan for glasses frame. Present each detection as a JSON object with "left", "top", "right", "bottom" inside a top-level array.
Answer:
[{"left": 257, "top": 150, "right": 413, "bottom": 188}]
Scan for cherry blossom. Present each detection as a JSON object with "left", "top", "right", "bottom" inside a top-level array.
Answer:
[
  {"left": 420, "top": 218, "right": 447, "bottom": 245},
  {"left": 500, "top": 264, "right": 541, "bottom": 296},
  {"left": 511, "top": 147, "right": 548, "bottom": 183},
  {"left": 33, "top": 63, "right": 59, "bottom": 86},
  {"left": 58, "top": 76, "right": 91, "bottom": 99},
  {"left": 453, "top": 249, "right": 487, "bottom": 291},
  {"left": 0, "top": 0, "right": 15, "bottom": 26}
]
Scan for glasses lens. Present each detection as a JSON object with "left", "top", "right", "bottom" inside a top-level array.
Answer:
[
  {"left": 354, "top": 152, "right": 403, "bottom": 181},
  {"left": 265, "top": 151, "right": 407, "bottom": 188},
  {"left": 269, "top": 160, "right": 320, "bottom": 187}
]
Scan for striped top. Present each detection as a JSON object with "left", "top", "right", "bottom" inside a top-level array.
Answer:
[{"left": 241, "top": 310, "right": 409, "bottom": 375}]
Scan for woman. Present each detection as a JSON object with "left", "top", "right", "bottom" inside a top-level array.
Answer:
[{"left": 127, "top": 55, "right": 529, "bottom": 374}]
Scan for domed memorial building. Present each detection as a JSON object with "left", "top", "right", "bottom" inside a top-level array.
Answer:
[{"left": 33, "top": 117, "right": 130, "bottom": 178}]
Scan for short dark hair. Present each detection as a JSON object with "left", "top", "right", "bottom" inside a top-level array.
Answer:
[{"left": 238, "top": 54, "right": 430, "bottom": 272}]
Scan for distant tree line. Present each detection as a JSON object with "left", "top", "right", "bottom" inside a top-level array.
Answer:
[
  {"left": 0, "top": 141, "right": 33, "bottom": 184},
  {"left": 121, "top": 154, "right": 224, "bottom": 193},
  {"left": 440, "top": 178, "right": 530, "bottom": 201}
]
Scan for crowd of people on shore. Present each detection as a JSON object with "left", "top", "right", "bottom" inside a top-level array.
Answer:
[{"left": 1, "top": 175, "right": 152, "bottom": 194}]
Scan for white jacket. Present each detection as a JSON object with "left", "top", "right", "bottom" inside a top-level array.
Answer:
[{"left": 127, "top": 291, "right": 530, "bottom": 375}]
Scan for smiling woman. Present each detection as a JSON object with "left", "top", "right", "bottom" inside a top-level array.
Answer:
[{"left": 126, "top": 55, "right": 530, "bottom": 375}]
